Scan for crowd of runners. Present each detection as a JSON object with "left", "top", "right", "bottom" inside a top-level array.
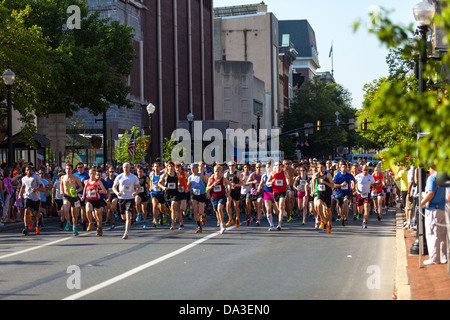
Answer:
[{"left": 0, "top": 156, "right": 405, "bottom": 239}]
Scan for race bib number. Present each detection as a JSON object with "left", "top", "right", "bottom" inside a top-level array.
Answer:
[
  {"left": 318, "top": 184, "right": 325, "bottom": 192},
  {"left": 300, "top": 180, "right": 307, "bottom": 186},
  {"left": 275, "top": 180, "right": 284, "bottom": 187},
  {"left": 88, "top": 190, "right": 96, "bottom": 198},
  {"left": 193, "top": 188, "right": 200, "bottom": 196},
  {"left": 362, "top": 193, "right": 368, "bottom": 198},
  {"left": 75, "top": 200, "right": 81, "bottom": 208},
  {"left": 168, "top": 183, "right": 176, "bottom": 190},
  {"left": 153, "top": 186, "right": 161, "bottom": 192},
  {"left": 214, "top": 185, "right": 222, "bottom": 193},
  {"left": 122, "top": 185, "right": 131, "bottom": 192},
  {"left": 178, "top": 185, "right": 184, "bottom": 192},
  {"left": 340, "top": 184, "right": 348, "bottom": 190},
  {"left": 371, "top": 191, "right": 376, "bottom": 197}
]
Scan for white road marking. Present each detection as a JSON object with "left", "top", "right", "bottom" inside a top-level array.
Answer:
[{"left": 63, "top": 227, "right": 234, "bottom": 300}]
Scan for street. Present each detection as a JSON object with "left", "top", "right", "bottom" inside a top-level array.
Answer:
[{"left": 0, "top": 210, "right": 396, "bottom": 301}]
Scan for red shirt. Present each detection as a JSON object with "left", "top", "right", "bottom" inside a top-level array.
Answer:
[
  {"left": 210, "top": 176, "right": 226, "bottom": 198},
  {"left": 272, "top": 171, "right": 287, "bottom": 194},
  {"left": 85, "top": 179, "right": 100, "bottom": 201}
]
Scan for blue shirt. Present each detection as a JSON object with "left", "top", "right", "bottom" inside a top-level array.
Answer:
[
  {"left": 425, "top": 172, "right": 445, "bottom": 210},
  {"left": 74, "top": 171, "right": 90, "bottom": 196},
  {"left": 334, "top": 171, "right": 355, "bottom": 197}
]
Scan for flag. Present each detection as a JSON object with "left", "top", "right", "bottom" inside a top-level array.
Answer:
[
  {"left": 329, "top": 43, "right": 333, "bottom": 58},
  {"left": 128, "top": 130, "right": 137, "bottom": 157}
]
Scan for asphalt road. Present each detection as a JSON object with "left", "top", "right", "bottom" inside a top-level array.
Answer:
[{"left": 0, "top": 209, "right": 396, "bottom": 302}]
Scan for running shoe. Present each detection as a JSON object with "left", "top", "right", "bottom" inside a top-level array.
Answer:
[
  {"left": 246, "top": 216, "right": 251, "bottom": 226},
  {"left": 97, "top": 227, "right": 103, "bottom": 236},
  {"left": 220, "top": 226, "right": 226, "bottom": 234},
  {"left": 226, "top": 219, "right": 234, "bottom": 227},
  {"left": 268, "top": 226, "right": 275, "bottom": 231},
  {"left": 87, "top": 223, "right": 94, "bottom": 232},
  {"left": 153, "top": 222, "right": 158, "bottom": 228},
  {"left": 170, "top": 224, "right": 175, "bottom": 230},
  {"left": 195, "top": 227, "right": 202, "bottom": 233},
  {"left": 179, "top": 224, "right": 184, "bottom": 230},
  {"left": 122, "top": 234, "right": 128, "bottom": 239},
  {"left": 276, "top": 224, "right": 282, "bottom": 231},
  {"left": 28, "top": 221, "right": 33, "bottom": 230},
  {"left": 236, "top": 219, "right": 240, "bottom": 228},
  {"left": 143, "top": 222, "right": 147, "bottom": 228},
  {"left": 36, "top": 226, "right": 41, "bottom": 234},
  {"left": 73, "top": 227, "right": 79, "bottom": 236},
  {"left": 22, "top": 228, "right": 29, "bottom": 236},
  {"left": 327, "top": 221, "right": 332, "bottom": 234},
  {"left": 362, "top": 222, "right": 367, "bottom": 229},
  {"left": 110, "top": 224, "right": 115, "bottom": 230}
]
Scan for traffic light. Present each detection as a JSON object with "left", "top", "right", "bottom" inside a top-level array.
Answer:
[
  {"left": 362, "top": 119, "right": 368, "bottom": 131},
  {"left": 317, "top": 120, "right": 321, "bottom": 132}
]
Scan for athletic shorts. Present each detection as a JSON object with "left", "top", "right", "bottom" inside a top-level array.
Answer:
[
  {"left": 274, "top": 191, "right": 287, "bottom": 202},
  {"left": 118, "top": 198, "right": 135, "bottom": 214},
  {"left": 63, "top": 195, "right": 81, "bottom": 208},
  {"left": 23, "top": 198, "right": 40, "bottom": 213},
  {"left": 191, "top": 193, "right": 206, "bottom": 203},
  {"left": 297, "top": 191, "right": 306, "bottom": 199},
  {"left": 86, "top": 198, "right": 104, "bottom": 209},
  {"left": 264, "top": 191, "right": 275, "bottom": 203},
  {"left": 336, "top": 194, "right": 352, "bottom": 206},
  {"left": 356, "top": 193, "right": 371, "bottom": 206},
  {"left": 211, "top": 195, "right": 227, "bottom": 211},
  {"left": 137, "top": 192, "right": 149, "bottom": 203},
  {"left": 152, "top": 193, "right": 165, "bottom": 205}
]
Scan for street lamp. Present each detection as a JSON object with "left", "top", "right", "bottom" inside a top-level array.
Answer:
[
  {"left": 187, "top": 113, "right": 194, "bottom": 162},
  {"left": 2, "top": 69, "right": 16, "bottom": 168},
  {"left": 146, "top": 103, "right": 156, "bottom": 164},
  {"left": 410, "top": 0, "right": 435, "bottom": 257}
]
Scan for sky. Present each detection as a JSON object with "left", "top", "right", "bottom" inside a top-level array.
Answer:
[{"left": 213, "top": 0, "right": 417, "bottom": 109}]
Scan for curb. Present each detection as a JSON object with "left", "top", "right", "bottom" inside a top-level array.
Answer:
[{"left": 395, "top": 210, "right": 411, "bottom": 300}]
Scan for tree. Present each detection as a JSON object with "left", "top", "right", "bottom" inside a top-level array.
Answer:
[
  {"left": 0, "top": 0, "right": 135, "bottom": 147},
  {"left": 114, "top": 127, "right": 150, "bottom": 165},
  {"left": 281, "top": 79, "right": 358, "bottom": 160},
  {"left": 354, "top": 4, "right": 450, "bottom": 173}
]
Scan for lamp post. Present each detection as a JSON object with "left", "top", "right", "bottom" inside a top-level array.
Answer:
[
  {"left": 2, "top": 69, "right": 16, "bottom": 168},
  {"left": 187, "top": 113, "right": 194, "bottom": 162},
  {"left": 147, "top": 103, "right": 156, "bottom": 164},
  {"left": 410, "top": 0, "right": 435, "bottom": 258}
]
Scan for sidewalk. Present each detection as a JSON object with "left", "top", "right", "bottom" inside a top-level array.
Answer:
[{"left": 395, "top": 210, "right": 450, "bottom": 300}]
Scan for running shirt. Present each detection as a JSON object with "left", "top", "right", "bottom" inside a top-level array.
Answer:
[
  {"left": 189, "top": 173, "right": 206, "bottom": 196},
  {"left": 241, "top": 173, "right": 251, "bottom": 195},
  {"left": 316, "top": 172, "right": 332, "bottom": 196},
  {"left": 85, "top": 179, "right": 100, "bottom": 201},
  {"left": 355, "top": 173, "right": 375, "bottom": 196},
  {"left": 334, "top": 171, "right": 355, "bottom": 197},
  {"left": 165, "top": 173, "right": 179, "bottom": 196},
  {"left": 250, "top": 173, "right": 262, "bottom": 195},
  {"left": 53, "top": 181, "right": 64, "bottom": 200},
  {"left": 21, "top": 174, "right": 43, "bottom": 202},
  {"left": 150, "top": 172, "right": 164, "bottom": 194},
  {"left": 225, "top": 170, "right": 241, "bottom": 197},
  {"left": 272, "top": 171, "right": 287, "bottom": 194},
  {"left": 178, "top": 171, "right": 188, "bottom": 193},
  {"left": 263, "top": 175, "right": 273, "bottom": 193},
  {"left": 114, "top": 173, "right": 140, "bottom": 200},
  {"left": 210, "top": 176, "right": 225, "bottom": 198},
  {"left": 138, "top": 175, "right": 148, "bottom": 195},
  {"left": 372, "top": 173, "right": 384, "bottom": 193}
]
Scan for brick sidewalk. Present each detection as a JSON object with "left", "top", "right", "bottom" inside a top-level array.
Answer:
[{"left": 403, "top": 226, "right": 450, "bottom": 300}]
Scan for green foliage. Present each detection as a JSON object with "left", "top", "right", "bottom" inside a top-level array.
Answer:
[
  {"left": 281, "top": 79, "right": 358, "bottom": 159},
  {"left": 0, "top": 0, "right": 135, "bottom": 147},
  {"left": 355, "top": 3, "right": 450, "bottom": 173},
  {"left": 114, "top": 126, "right": 149, "bottom": 165}
]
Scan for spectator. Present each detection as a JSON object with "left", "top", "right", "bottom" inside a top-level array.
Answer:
[{"left": 421, "top": 165, "right": 447, "bottom": 265}]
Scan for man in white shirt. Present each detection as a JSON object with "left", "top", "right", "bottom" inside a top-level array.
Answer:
[
  {"left": 355, "top": 165, "right": 376, "bottom": 229},
  {"left": 113, "top": 163, "right": 140, "bottom": 239},
  {"left": 19, "top": 166, "right": 45, "bottom": 236}
]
